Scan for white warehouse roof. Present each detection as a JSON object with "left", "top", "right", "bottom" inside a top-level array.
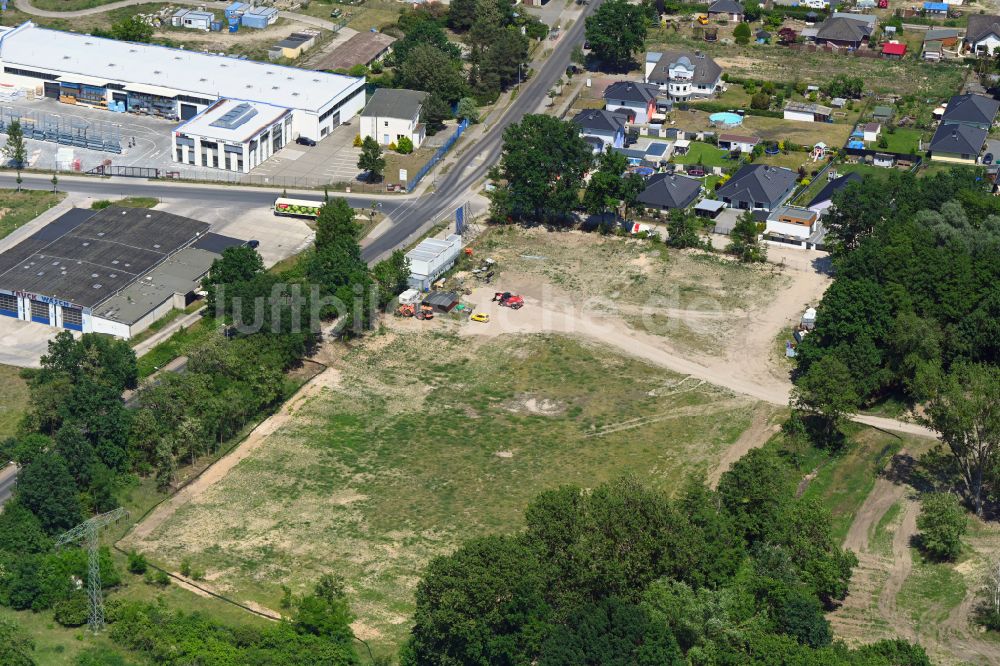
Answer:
[
  {"left": 178, "top": 98, "right": 288, "bottom": 142},
  {"left": 0, "top": 22, "right": 363, "bottom": 113}
]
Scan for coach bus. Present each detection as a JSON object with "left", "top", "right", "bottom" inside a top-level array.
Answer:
[{"left": 273, "top": 197, "right": 325, "bottom": 218}]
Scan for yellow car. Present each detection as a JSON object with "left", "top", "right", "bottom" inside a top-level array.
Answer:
[{"left": 470, "top": 313, "right": 490, "bottom": 323}]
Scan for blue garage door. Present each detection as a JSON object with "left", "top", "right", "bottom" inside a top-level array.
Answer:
[
  {"left": 62, "top": 307, "right": 83, "bottom": 331},
  {"left": 30, "top": 300, "right": 49, "bottom": 324},
  {"left": 0, "top": 293, "right": 15, "bottom": 317}
]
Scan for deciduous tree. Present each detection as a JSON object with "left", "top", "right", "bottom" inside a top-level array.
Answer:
[
  {"left": 3, "top": 119, "right": 26, "bottom": 191},
  {"left": 916, "top": 492, "right": 967, "bottom": 561},
  {"left": 791, "top": 355, "right": 858, "bottom": 445},
  {"left": 726, "top": 210, "right": 766, "bottom": 262},
  {"left": 489, "top": 114, "right": 593, "bottom": 222},
  {"left": 923, "top": 363, "right": 1000, "bottom": 517},
  {"left": 358, "top": 137, "right": 386, "bottom": 183},
  {"left": 585, "top": 0, "right": 647, "bottom": 71}
]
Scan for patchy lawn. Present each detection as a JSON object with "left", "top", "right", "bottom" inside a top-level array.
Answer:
[
  {"left": 0, "top": 189, "right": 65, "bottom": 241},
  {"left": 0, "top": 364, "right": 29, "bottom": 440}
]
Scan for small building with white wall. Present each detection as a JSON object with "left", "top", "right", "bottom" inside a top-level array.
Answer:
[
  {"left": 360, "top": 88, "right": 428, "bottom": 149},
  {"left": 405, "top": 234, "right": 462, "bottom": 290},
  {"left": 173, "top": 99, "right": 292, "bottom": 173}
]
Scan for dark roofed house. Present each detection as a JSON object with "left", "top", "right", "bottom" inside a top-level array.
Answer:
[
  {"left": 815, "top": 16, "right": 874, "bottom": 48},
  {"left": 929, "top": 123, "right": 988, "bottom": 165},
  {"left": 924, "top": 27, "right": 962, "bottom": 47},
  {"left": 941, "top": 93, "right": 1000, "bottom": 129},
  {"left": 645, "top": 50, "right": 723, "bottom": 102},
  {"left": 637, "top": 173, "right": 702, "bottom": 211},
  {"left": 707, "top": 0, "right": 743, "bottom": 21},
  {"left": 573, "top": 108, "right": 629, "bottom": 150},
  {"left": 715, "top": 164, "right": 797, "bottom": 211},
  {"left": 360, "top": 88, "right": 429, "bottom": 149},
  {"left": 965, "top": 14, "right": 1000, "bottom": 55},
  {"left": 807, "top": 172, "right": 863, "bottom": 216},
  {"left": 603, "top": 81, "right": 660, "bottom": 124}
]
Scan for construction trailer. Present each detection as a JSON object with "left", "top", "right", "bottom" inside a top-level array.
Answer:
[
  {"left": 242, "top": 6, "right": 279, "bottom": 28},
  {"left": 405, "top": 234, "right": 463, "bottom": 291},
  {"left": 172, "top": 9, "right": 215, "bottom": 30}
]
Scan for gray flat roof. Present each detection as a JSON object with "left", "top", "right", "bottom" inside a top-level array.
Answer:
[
  {"left": 92, "top": 247, "right": 218, "bottom": 324},
  {"left": 0, "top": 207, "right": 210, "bottom": 309}
]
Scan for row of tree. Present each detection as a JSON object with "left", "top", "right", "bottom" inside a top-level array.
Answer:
[{"left": 401, "top": 455, "right": 930, "bottom": 665}]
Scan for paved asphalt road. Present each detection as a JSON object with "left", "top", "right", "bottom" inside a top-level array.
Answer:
[
  {"left": 0, "top": 0, "right": 600, "bottom": 266},
  {"left": 0, "top": 1, "right": 600, "bottom": 508}
]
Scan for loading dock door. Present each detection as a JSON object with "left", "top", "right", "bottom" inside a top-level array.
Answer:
[
  {"left": 44, "top": 82, "right": 60, "bottom": 99},
  {"left": 0, "top": 293, "right": 15, "bottom": 317},
  {"left": 29, "top": 300, "right": 49, "bottom": 324},
  {"left": 113, "top": 92, "right": 128, "bottom": 109},
  {"left": 180, "top": 103, "right": 198, "bottom": 120},
  {"left": 61, "top": 307, "right": 83, "bottom": 331}
]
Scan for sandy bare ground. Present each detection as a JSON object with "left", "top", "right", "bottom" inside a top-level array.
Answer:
[
  {"left": 459, "top": 244, "right": 935, "bottom": 440},
  {"left": 128, "top": 363, "right": 342, "bottom": 542},
  {"left": 831, "top": 451, "right": 1000, "bottom": 665}
]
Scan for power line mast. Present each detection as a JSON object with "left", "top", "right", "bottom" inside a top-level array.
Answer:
[{"left": 55, "top": 507, "right": 128, "bottom": 633}]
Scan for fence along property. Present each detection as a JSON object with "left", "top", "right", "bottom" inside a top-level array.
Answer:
[{"left": 407, "top": 118, "right": 469, "bottom": 191}]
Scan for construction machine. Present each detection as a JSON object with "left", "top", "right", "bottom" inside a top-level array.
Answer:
[{"left": 493, "top": 292, "right": 525, "bottom": 309}]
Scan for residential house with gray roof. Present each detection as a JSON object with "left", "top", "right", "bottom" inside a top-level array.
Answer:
[
  {"left": 603, "top": 81, "right": 660, "bottom": 124},
  {"left": 965, "top": 14, "right": 1000, "bottom": 55},
  {"left": 814, "top": 13, "right": 875, "bottom": 48},
  {"left": 573, "top": 109, "right": 629, "bottom": 151},
  {"left": 645, "top": 51, "right": 722, "bottom": 102},
  {"left": 941, "top": 94, "right": 1000, "bottom": 129},
  {"left": 715, "top": 164, "right": 797, "bottom": 211},
  {"left": 707, "top": 0, "right": 743, "bottom": 21},
  {"left": 929, "top": 123, "right": 988, "bottom": 165},
  {"left": 637, "top": 173, "right": 702, "bottom": 211}
]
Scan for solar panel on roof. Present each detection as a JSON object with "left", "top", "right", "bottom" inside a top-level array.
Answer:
[{"left": 210, "top": 102, "right": 258, "bottom": 130}]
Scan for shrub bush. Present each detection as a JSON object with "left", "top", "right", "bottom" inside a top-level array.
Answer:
[
  {"left": 53, "top": 593, "right": 89, "bottom": 627},
  {"left": 917, "top": 492, "right": 967, "bottom": 561},
  {"left": 127, "top": 550, "right": 147, "bottom": 575},
  {"left": 396, "top": 136, "right": 414, "bottom": 154}
]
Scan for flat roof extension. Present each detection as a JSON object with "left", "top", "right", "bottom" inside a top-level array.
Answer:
[{"left": 177, "top": 98, "right": 289, "bottom": 143}]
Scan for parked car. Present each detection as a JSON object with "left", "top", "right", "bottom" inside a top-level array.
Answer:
[
  {"left": 470, "top": 313, "right": 490, "bottom": 323},
  {"left": 296, "top": 136, "right": 317, "bottom": 147},
  {"left": 330, "top": 8, "right": 343, "bottom": 17}
]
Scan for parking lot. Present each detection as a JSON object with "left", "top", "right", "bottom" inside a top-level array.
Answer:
[
  {"left": 2, "top": 95, "right": 367, "bottom": 186},
  {"left": 250, "top": 120, "right": 362, "bottom": 186}
]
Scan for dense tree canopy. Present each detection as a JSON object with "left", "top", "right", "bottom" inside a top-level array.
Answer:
[
  {"left": 489, "top": 115, "right": 593, "bottom": 223},
  {"left": 403, "top": 470, "right": 890, "bottom": 665},
  {"left": 797, "top": 169, "right": 1000, "bottom": 407},
  {"left": 585, "top": 0, "right": 648, "bottom": 70}
]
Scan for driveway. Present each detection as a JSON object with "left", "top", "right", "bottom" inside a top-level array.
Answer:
[{"left": 249, "top": 122, "right": 362, "bottom": 187}]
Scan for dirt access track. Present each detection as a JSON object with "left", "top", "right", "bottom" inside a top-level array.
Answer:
[
  {"left": 457, "top": 242, "right": 934, "bottom": 441},
  {"left": 832, "top": 450, "right": 1000, "bottom": 665}
]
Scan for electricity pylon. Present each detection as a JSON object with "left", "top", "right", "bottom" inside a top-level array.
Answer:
[{"left": 55, "top": 507, "right": 128, "bottom": 633}]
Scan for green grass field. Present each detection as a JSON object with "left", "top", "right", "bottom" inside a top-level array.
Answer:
[
  {"left": 878, "top": 128, "right": 926, "bottom": 156},
  {"left": 0, "top": 189, "right": 65, "bottom": 241},
  {"left": 0, "top": 364, "right": 29, "bottom": 440},
  {"left": 671, "top": 141, "right": 735, "bottom": 167},
  {"left": 130, "top": 332, "right": 761, "bottom": 654}
]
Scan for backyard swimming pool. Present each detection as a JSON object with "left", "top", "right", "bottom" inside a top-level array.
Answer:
[{"left": 710, "top": 112, "right": 743, "bottom": 126}]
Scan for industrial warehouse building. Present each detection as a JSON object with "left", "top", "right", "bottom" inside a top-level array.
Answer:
[
  {"left": 173, "top": 99, "right": 292, "bottom": 172},
  {"left": 0, "top": 22, "right": 366, "bottom": 169},
  {"left": 0, "top": 207, "right": 244, "bottom": 339}
]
